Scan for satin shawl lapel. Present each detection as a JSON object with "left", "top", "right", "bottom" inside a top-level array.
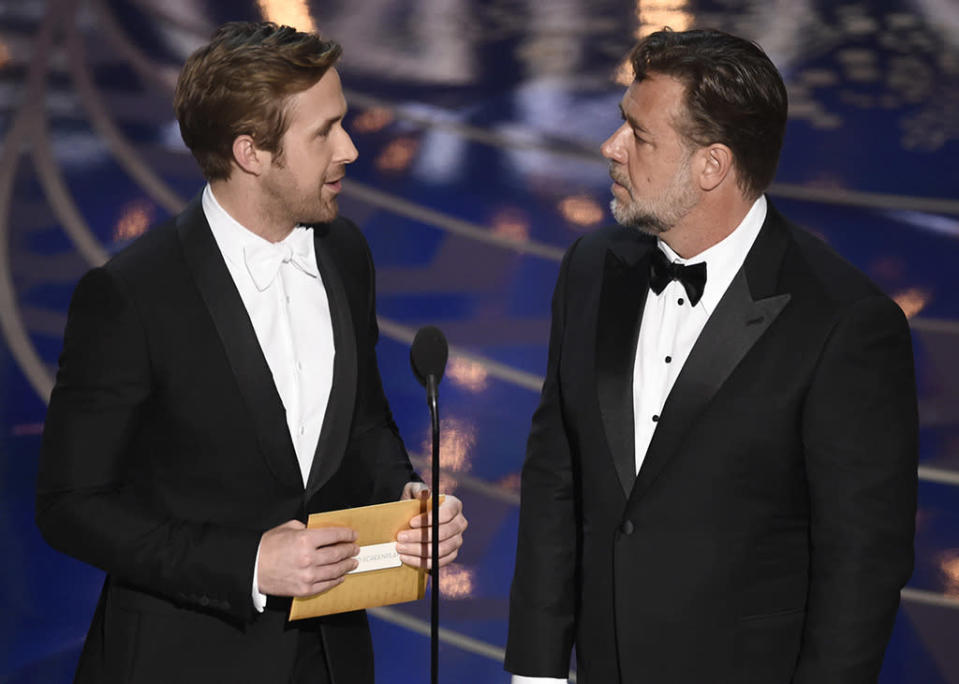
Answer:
[
  {"left": 596, "top": 240, "right": 654, "bottom": 498},
  {"left": 304, "top": 224, "right": 358, "bottom": 498},
  {"left": 176, "top": 197, "right": 302, "bottom": 489},
  {"left": 632, "top": 207, "right": 793, "bottom": 502}
]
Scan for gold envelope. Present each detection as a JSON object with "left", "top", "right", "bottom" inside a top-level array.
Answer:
[{"left": 288, "top": 497, "right": 443, "bottom": 620}]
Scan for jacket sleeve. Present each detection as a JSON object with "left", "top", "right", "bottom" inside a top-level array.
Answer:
[
  {"left": 505, "top": 240, "right": 580, "bottom": 678},
  {"left": 793, "top": 294, "right": 918, "bottom": 683},
  {"left": 36, "top": 267, "right": 261, "bottom": 622},
  {"left": 346, "top": 224, "right": 419, "bottom": 503}
]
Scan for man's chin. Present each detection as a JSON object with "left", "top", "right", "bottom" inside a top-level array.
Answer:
[
  {"left": 301, "top": 200, "right": 338, "bottom": 225},
  {"left": 610, "top": 199, "right": 668, "bottom": 235}
]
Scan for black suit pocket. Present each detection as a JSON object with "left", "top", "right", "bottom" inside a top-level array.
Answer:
[{"left": 737, "top": 607, "right": 805, "bottom": 684}]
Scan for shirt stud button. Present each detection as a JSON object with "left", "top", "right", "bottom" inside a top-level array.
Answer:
[
  {"left": 620, "top": 520, "right": 634, "bottom": 535},
  {"left": 652, "top": 415, "right": 660, "bottom": 422},
  {"left": 678, "top": 298, "right": 685, "bottom": 306},
  {"left": 665, "top": 356, "right": 672, "bottom": 363}
]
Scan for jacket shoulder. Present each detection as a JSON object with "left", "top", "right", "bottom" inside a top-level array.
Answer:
[
  {"left": 783, "top": 220, "right": 886, "bottom": 306},
  {"left": 563, "top": 224, "right": 654, "bottom": 273},
  {"left": 314, "top": 214, "right": 373, "bottom": 281},
  {"left": 317, "top": 215, "right": 368, "bottom": 251},
  {"left": 101, "top": 214, "right": 183, "bottom": 287}
]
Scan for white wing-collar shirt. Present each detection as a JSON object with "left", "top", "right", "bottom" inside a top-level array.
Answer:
[
  {"left": 632, "top": 194, "right": 766, "bottom": 474},
  {"left": 202, "top": 184, "right": 336, "bottom": 612},
  {"left": 511, "top": 195, "right": 766, "bottom": 684}
]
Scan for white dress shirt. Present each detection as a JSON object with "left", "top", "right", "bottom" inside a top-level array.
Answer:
[
  {"left": 632, "top": 195, "right": 766, "bottom": 473},
  {"left": 202, "top": 185, "right": 336, "bottom": 611},
  {"left": 511, "top": 196, "right": 766, "bottom": 684}
]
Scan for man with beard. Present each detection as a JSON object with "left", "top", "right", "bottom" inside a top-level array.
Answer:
[
  {"left": 37, "top": 22, "right": 466, "bottom": 684},
  {"left": 505, "top": 28, "right": 917, "bottom": 684}
]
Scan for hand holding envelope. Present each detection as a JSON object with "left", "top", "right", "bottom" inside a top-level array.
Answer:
[
  {"left": 396, "top": 481, "right": 468, "bottom": 570},
  {"left": 257, "top": 520, "right": 360, "bottom": 598},
  {"left": 287, "top": 486, "right": 468, "bottom": 620}
]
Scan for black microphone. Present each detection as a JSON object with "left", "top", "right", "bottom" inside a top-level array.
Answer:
[
  {"left": 410, "top": 325, "right": 448, "bottom": 403},
  {"left": 409, "top": 325, "right": 448, "bottom": 684}
]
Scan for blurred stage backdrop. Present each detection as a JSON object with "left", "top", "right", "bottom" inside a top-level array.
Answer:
[{"left": 1, "top": 0, "right": 958, "bottom": 682}]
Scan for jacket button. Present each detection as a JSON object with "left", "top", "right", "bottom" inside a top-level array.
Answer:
[
  {"left": 620, "top": 520, "right": 634, "bottom": 536},
  {"left": 199, "top": 596, "right": 210, "bottom": 607}
]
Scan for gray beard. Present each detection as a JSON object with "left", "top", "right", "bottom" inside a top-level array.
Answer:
[{"left": 609, "top": 197, "right": 671, "bottom": 235}]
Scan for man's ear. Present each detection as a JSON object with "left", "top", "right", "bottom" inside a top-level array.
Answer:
[
  {"left": 697, "top": 143, "right": 733, "bottom": 192},
  {"left": 231, "top": 134, "right": 264, "bottom": 176}
]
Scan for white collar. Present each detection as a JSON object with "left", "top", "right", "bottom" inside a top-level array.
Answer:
[
  {"left": 201, "top": 184, "right": 317, "bottom": 274},
  {"left": 657, "top": 195, "right": 767, "bottom": 315}
]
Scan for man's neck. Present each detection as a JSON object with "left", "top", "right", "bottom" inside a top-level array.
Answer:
[
  {"left": 660, "top": 192, "right": 756, "bottom": 260},
  {"left": 209, "top": 180, "right": 294, "bottom": 244}
]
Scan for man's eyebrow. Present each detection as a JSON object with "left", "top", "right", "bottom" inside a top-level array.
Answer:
[
  {"left": 314, "top": 111, "right": 345, "bottom": 135},
  {"left": 618, "top": 103, "right": 650, "bottom": 135}
]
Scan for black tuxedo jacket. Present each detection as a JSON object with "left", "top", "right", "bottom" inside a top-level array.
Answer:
[
  {"left": 505, "top": 203, "right": 918, "bottom": 683},
  {"left": 37, "top": 197, "right": 416, "bottom": 683}
]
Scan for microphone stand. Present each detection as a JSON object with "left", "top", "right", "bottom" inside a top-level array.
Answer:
[{"left": 427, "top": 374, "right": 440, "bottom": 684}]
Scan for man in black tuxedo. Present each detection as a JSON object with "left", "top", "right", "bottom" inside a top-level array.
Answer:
[
  {"left": 36, "top": 22, "right": 466, "bottom": 683},
  {"left": 505, "top": 29, "right": 917, "bottom": 684}
]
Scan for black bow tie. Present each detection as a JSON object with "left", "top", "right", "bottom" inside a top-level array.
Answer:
[{"left": 649, "top": 248, "right": 707, "bottom": 306}]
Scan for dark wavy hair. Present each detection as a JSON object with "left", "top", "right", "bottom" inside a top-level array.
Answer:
[
  {"left": 630, "top": 29, "right": 788, "bottom": 198},
  {"left": 174, "top": 22, "right": 342, "bottom": 181}
]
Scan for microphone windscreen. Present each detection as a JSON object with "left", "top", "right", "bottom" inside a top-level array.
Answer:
[{"left": 410, "top": 326, "right": 449, "bottom": 387}]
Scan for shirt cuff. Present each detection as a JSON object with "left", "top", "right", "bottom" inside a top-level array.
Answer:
[
  {"left": 252, "top": 540, "right": 267, "bottom": 613},
  {"left": 511, "top": 676, "right": 567, "bottom": 684}
]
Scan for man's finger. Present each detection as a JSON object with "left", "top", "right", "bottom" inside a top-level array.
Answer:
[
  {"left": 401, "top": 482, "right": 429, "bottom": 500},
  {"left": 397, "top": 514, "right": 467, "bottom": 543},
  {"left": 406, "top": 501, "right": 463, "bottom": 528},
  {"left": 395, "top": 534, "right": 463, "bottom": 559},
  {"left": 311, "top": 542, "right": 360, "bottom": 567},
  {"left": 303, "top": 526, "right": 357, "bottom": 547},
  {"left": 310, "top": 556, "right": 360, "bottom": 582},
  {"left": 398, "top": 548, "right": 459, "bottom": 570},
  {"left": 295, "top": 576, "right": 346, "bottom": 598}
]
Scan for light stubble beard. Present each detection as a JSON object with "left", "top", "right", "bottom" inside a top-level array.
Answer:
[
  {"left": 609, "top": 153, "right": 699, "bottom": 236},
  {"left": 262, "top": 169, "right": 340, "bottom": 228}
]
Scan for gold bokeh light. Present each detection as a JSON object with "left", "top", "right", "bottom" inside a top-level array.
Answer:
[
  {"left": 113, "top": 200, "right": 154, "bottom": 242},
  {"left": 375, "top": 137, "right": 419, "bottom": 173},
  {"left": 892, "top": 287, "right": 931, "bottom": 319},
  {"left": 614, "top": 57, "right": 634, "bottom": 86},
  {"left": 422, "top": 417, "right": 476, "bottom": 474},
  {"left": 256, "top": 0, "right": 316, "bottom": 32},
  {"left": 491, "top": 208, "right": 531, "bottom": 243},
  {"left": 351, "top": 107, "right": 395, "bottom": 134},
  {"left": 447, "top": 357, "right": 490, "bottom": 393},
  {"left": 559, "top": 195, "right": 604, "bottom": 228},
  {"left": 439, "top": 564, "right": 475, "bottom": 599},
  {"left": 939, "top": 550, "right": 959, "bottom": 598},
  {"left": 636, "top": 1, "right": 694, "bottom": 39}
]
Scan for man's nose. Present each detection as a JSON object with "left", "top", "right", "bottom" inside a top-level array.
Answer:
[
  {"left": 601, "top": 124, "right": 627, "bottom": 163},
  {"left": 337, "top": 129, "right": 359, "bottom": 165}
]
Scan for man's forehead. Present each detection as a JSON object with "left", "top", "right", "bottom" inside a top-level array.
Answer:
[
  {"left": 287, "top": 68, "right": 347, "bottom": 121},
  {"left": 621, "top": 74, "right": 685, "bottom": 123}
]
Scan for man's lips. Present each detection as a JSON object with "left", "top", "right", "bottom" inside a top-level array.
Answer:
[
  {"left": 325, "top": 177, "right": 344, "bottom": 192},
  {"left": 609, "top": 168, "right": 629, "bottom": 194}
]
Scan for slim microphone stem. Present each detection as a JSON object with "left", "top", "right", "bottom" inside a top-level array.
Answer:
[{"left": 427, "top": 374, "right": 440, "bottom": 684}]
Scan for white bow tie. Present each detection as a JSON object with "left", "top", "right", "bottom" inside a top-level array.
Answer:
[{"left": 243, "top": 228, "right": 318, "bottom": 292}]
